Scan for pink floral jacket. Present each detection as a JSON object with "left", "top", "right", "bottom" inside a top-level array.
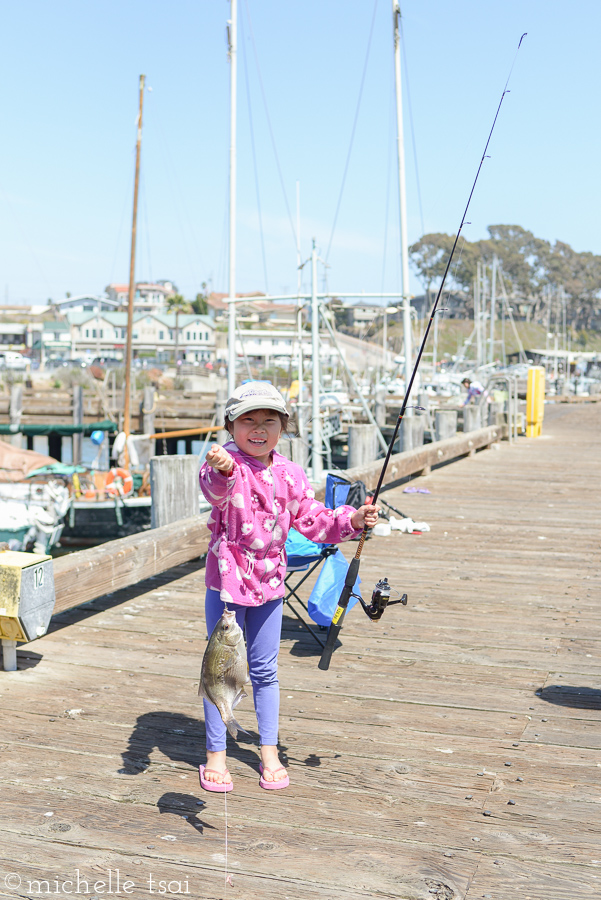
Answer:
[{"left": 199, "top": 441, "right": 361, "bottom": 606}]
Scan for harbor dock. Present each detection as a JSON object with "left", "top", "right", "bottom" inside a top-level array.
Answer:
[{"left": 0, "top": 401, "right": 599, "bottom": 900}]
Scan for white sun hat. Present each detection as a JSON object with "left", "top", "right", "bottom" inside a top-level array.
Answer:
[{"left": 225, "top": 381, "right": 290, "bottom": 421}]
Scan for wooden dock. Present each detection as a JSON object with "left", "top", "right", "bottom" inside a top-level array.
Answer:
[{"left": 0, "top": 401, "right": 599, "bottom": 900}]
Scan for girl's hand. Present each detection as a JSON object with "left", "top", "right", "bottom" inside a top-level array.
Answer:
[
  {"left": 206, "top": 444, "right": 234, "bottom": 473},
  {"left": 351, "top": 503, "right": 380, "bottom": 530}
]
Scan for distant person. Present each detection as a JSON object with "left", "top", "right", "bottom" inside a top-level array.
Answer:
[{"left": 461, "top": 377, "right": 485, "bottom": 406}]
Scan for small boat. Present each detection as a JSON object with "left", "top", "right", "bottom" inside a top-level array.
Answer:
[{"left": 0, "top": 442, "right": 70, "bottom": 553}]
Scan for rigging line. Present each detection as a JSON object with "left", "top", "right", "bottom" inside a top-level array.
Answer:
[
  {"left": 0, "top": 184, "right": 54, "bottom": 299},
  {"left": 325, "top": 0, "right": 379, "bottom": 263},
  {"left": 398, "top": 6, "right": 425, "bottom": 236},
  {"left": 242, "top": 0, "right": 298, "bottom": 251},
  {"left": 217, "top": 177, "right": 230, "bottom": 292},
  {"left": 240, "top": 9, "right": 269, "bottom": 294},
  {"left": 108, "top": 156, "right": 134, "bottom": 285},
  {"left": 151, "top": 99, "right": 204, "bottom": 287},
  {"left": 378, "top": 72, "right": 396, "bottom": 318}
]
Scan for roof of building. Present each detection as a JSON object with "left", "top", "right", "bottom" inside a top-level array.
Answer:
[
  {"left": 207, "top": 292, "right": 266, "bottom": 310},
  {"left": 53, "top": 295, "right": 118, "bottom": 309},
  {"left": 65, "top": 311, "right": 215, "bottom": 328}
]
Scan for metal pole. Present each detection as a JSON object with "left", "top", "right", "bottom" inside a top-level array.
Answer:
[
  {"left": 123, "top": 74, "right": 145, "bottom": 437},
  {"left": 489, "top": 254, "right": 497, "bottom": 365},
  {"left": 227, "top": 0, "right": 237, "bottom": 397},
  {"left": 296, "top": 180, "right": 304, "bottom": 441},
  {"left": 392, "top": 1, "right": 412, "bottom": 411},
  {"left": 311, "top": 240, "right": 322, "bottom": 483}
]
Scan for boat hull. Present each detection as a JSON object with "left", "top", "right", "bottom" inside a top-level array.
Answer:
[{"left": 60, "top": 497, "right": 152, "bottom": 545}]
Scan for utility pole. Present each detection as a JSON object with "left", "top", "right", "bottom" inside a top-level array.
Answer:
[
  {"left": 123, "top": 74, "right": 145, "bottom": 438},
  {"left": 311, "top": 240, "right": 322, "bottom": 484},
  {"left": 227, "top": 0, "right": 238, "bottom": 397},
  {"left": 392, "top": 0, "right": 412, "bottom": 410}
]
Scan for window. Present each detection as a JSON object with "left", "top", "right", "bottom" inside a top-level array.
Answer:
[
  {"left": 186, "top": 331, "right": 191, "bottom": 341},
  {"left": 193, "top": 332, "right": 197, "bottom": 341},
  {"left": 159, "top": 330, "right": 164, "bottom": 340},
  {"left": 85, "top": 329, "right": 89, "bottom": 338},
  {"left": 133, "top": 332, "right": 138, "bottom": 339},
  {"left": 204, "top": 332, "right": 209, "bottom": 341},
  {"left": 92, "top": 329, "right": 96, "bottom": 339},
  {"left": 99, "top": 329, "right": 103, "bottom": 339}
]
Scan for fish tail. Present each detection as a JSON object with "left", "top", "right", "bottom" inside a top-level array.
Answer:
[{"left": 225, "top": 717, "right": 248, "bottom": 740}]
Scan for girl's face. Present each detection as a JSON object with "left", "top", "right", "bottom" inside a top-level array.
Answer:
[{"left": 230, "top": 408, "right": 282, "bottom": 465}]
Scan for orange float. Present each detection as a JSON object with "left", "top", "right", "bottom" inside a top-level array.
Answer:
[{"left": 105, "top": 467, "right": 134, "bottom": 498}]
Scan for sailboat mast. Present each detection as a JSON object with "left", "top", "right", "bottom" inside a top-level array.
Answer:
[
  {"left": 489, "top": 254, "right": 498, "bottom": 365},
  {"left": 310, "top": 239, "right": 322, "bottom": 484},
  {"left": 227, "top": 0, "right": 238, "bottom": 397},
  {"left": 123, "top": 73, "right": 145, "bottom": 438},
  {"left": 295, "top": 180, "right": 304, "bottom": 441},
  {"left": 392, "top": 1, "right": 412, "bottom": 410}
]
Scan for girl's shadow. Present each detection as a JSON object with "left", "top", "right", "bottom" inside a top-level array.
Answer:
[{"left": 119, "top": 711, "right": 264, "bottom": 775}]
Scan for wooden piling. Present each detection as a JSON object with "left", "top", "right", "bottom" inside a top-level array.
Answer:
[
  {"left": 347, "top": 423, "right": 379, "bottom": 469},
  {"left": 72, "top": 384, "right": 83, "bottom": 465},
  {"left": 9, "top": 384, "right": 22, "bottom": 449},
  {"left": 277, "top": 435, "right": 309, "bottom": 468},
  {"left": 463, "top": 405, "right": 481, "bottom": 433},
  {"left": 397, "top": 416, "right": 425, "bottom": 453},
  {"left": 150, "top": 454, "right": 200, "bottom": 529},
  {"left": 487, "top": 400, "right": 505, "bottom": 426},
  {"left": 215, "top": 382, "right": 228, "bottom": 445},
  {"left": 434, "top": 408, "right": 458, "bottom": 442}
]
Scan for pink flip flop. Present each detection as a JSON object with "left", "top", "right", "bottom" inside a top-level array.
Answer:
[
  {"left": 259, "top": 762, "right": 289, "bottom": 790},
  {"left": 199, "top": 764, "right": 233, "bottom": 793}
]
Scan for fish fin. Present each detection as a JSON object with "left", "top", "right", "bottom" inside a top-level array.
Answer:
[
  {"left": 225, "top": 717, "right": 248, "bottom": 741},
  {"left": 232, "top": 688, "right": 248, "bottom": 710}
]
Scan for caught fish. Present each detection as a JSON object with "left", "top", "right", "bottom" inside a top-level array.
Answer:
[{"left": 199, "top": 607, "right": 249, "bottom": 740}]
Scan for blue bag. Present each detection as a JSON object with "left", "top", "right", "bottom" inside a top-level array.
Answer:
[
  {"left": 307, "top": 549, "right": 361, "bottom": 626},
  {"left": 325, "top": 474, "right": 351, "bottom": 509}
]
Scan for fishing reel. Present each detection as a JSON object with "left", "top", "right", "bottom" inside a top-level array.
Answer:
[{"left": 356, "top": 577, "right": 408, "bottom": 621}]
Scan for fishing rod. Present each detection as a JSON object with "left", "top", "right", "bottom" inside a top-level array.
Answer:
[{"left": 318, "top": 33, "right": 527, "bottom": 671}]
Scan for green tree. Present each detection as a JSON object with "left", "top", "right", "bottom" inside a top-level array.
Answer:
[{"left": 191, "top": 283, "right": 209, "bottom": 316}]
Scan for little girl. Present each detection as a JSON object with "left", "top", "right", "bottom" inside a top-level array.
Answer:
[{"left": 198, "top": 381, "right": 379, "bottom": 791}]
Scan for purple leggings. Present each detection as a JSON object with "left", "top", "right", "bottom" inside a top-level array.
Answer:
[{"left": 203, "top": 589, "right": 283, "bottom": 751}]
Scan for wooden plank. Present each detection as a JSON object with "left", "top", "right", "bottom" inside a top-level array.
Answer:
[
  {"left": 51, "top": 515, "right": 210, "bottom": 615},
  {"left": 0, "top": 402, "right": 598, "bottom": 900}
]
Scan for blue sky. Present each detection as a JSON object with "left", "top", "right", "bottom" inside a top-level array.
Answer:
[{"left": 1, "top": 0, "right": 599, "bottom": 305}]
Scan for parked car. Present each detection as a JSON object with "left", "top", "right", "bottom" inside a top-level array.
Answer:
[
  {"left": 0, "top": 351, "right": 28, "bottom": 370},
  {"left": 92, "top": 356, "right": 122, "bottom": 368}
]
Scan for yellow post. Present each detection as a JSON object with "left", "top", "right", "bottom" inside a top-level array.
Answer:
[{"left": 526, "top": 366, "right": 545, "bottom": 437}]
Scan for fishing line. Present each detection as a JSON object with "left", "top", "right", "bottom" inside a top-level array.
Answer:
[
  {"left": 242, "top": 0, "right": 298, "bottom": 253},
  {"left": 318, "top": 33, "right": 527, "bottom": 671},
  {"left": 398, "top": 6, "right": 425, "bottom": 236}
]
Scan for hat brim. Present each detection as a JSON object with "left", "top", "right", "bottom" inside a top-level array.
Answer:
[{"left": 226, "top": 400, "right": 290, "bottom": 421}]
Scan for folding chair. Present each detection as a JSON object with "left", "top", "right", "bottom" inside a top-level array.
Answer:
[
  {"left": 283, "top": 529, "right": 337, "bottom": 648},
  {"left": 282, "top": 474, "right": 364, "bottom": 647}
]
